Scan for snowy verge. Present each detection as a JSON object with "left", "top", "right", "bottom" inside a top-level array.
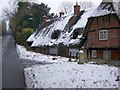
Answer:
[{"left": 16, "top": 44, "right": 69, "bottom": 63}]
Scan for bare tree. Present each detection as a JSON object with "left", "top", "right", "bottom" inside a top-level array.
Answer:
[
  {"left": 2, "top": 0, "right": 35, "bottom": 20},
  {"left": 2, "top": 0, "right": 18, "bottom": 21},
  {"left": 79, "top": 0, "right": 93, "bottom": 10},
  {"left": 59, "top": 1, "right": 74, "bottom": 14}
]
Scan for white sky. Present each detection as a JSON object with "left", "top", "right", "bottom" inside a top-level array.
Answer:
[
  {"left": 0, "top": 0, "right": 102, "bottom": 20},
  {"left": 37, "top": 0, "right": 102, "bottom": 14}
]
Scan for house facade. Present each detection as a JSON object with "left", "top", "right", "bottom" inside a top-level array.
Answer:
[{"left": 85, "top": 1, "right": 120, "bottom": 61}]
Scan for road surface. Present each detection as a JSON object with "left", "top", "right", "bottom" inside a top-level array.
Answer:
[
  {"left": 0, "top": 36, "right": 2, "bottom": 90},
  {"left": 2, "top": 35, "right": 25, "bottom": 88}
]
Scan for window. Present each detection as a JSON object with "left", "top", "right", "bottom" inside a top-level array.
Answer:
[
  {"left": 50, "top": 47, "right": 58, "bottom": 55},
  {"left": 69, "top": 48, "right": 79, "bottom": 57},
  {"left": 92, "top": 50, "right": 96, "bottom": 58},
  {"left": 99, "top": 30, "right": 108, "bottom": 40}
]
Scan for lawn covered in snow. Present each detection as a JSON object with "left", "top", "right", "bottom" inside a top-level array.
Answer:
[
  {"left": 24, "top": 62, "right": 118, "bottom": 88},
  {"left": 17, "top": 45, "right": 118, "bottom": 88}
]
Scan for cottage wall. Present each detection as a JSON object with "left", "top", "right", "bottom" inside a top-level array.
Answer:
[
  {"left": 97, "top": 50, "right": 103, "bottom": 59},
  {"left": 110, "top": 14, "right": 119, "bottom": 27},
  {"left": 87, "top": 14, "right": 120, "bottom": 48},
  {"left": 27, "top": 45, "right": 79, "bottom": 58},
  {"left": 58, "top": 44, "right": 69, "bottom": 57},
  {"left": 90, "top": 50, "right": 120, "bottom": 61},
  {"left": 87, "top": 13, "right": 120, "bottom": 61},
  {"left": 111, "top": 50, "right": 120, "bottom": 60}
]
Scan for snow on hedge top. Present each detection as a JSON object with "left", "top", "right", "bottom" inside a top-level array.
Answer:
[
  {"left": 27, "top": 9, "right": 95, "bottom": 47},
  {"left": 90, "top": 2, "right": 115, "bottom": 18}
]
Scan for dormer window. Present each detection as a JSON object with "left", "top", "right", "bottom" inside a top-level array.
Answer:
[
  {"left": 51, "top": 30, "right": 61, "bottom": 39},
  {"left": 71, "top": 31, "right": 78, "bottom": 39},
  {"left": 99, "top": 30, "right": 108, "bottom": 40}
]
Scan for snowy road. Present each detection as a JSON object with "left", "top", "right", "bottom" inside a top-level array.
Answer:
[{"left": 2, "top": 35, "right": 25, "bottom": 88}]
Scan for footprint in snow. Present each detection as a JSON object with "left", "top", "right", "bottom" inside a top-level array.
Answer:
[
  {"left": 35, "top": 81, "right": 38, "bottom": 84},
  {"left": 29, "top": 77, "right": 31, "bottom": 79},
  {"left": 93, "top": 81, "right": 97, "bottom": 84},
  {"left": 32, "top": 74, "right": 35, "bottom": 79},
  {"left": 113, "top": 85, "right": 116, "bottom": 87},
  {"left": 82, "top": 80, "right": 85, "bottom": 82},
  {"left": 72, "top": 79, "right": 74, "bottom": 83}
]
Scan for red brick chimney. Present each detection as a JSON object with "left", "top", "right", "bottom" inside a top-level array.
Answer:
[
  {"left": 74, "top": 2, "right": 80, "bottom": 15},
  {"left": 59, "top": 11, "right": 64, "bottom": 17},
  {"left": 43, "top": 15, "right": 47, "bottom": 23}
]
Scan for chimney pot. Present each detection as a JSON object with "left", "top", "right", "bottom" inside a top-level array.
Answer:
[
  {"left": 43, "top": 15, "right": 47, "bottom": 23},
  {"left": 74, "top": 2, "right": 80, "bottom": 15},
  {"left": 59, "top": 11, "right": 64, "bottom": 17}
]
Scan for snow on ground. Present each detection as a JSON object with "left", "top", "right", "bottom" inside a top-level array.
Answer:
[
  {"left": 17, "top": 44, "right": 69, "bottom": 63},
  {"left": 17, "top": 45, "right": 118, "bottom": 88},
  {"left": 24, "top": 62, "right": 118, "bottom": 88}
]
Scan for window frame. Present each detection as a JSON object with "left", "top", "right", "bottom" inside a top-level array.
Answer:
[
  {"left": 92, "top": 50, "right": 97, "bottom": 58},
  {"left": 99, "top": 30, "right": 108, "bottom": 40}
]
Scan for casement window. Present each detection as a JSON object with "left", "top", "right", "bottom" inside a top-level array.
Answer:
[
  {"left": 69, "top": 48, "right": 79, "bottom": 57},
  {"left": 99, "top": 30, "right": 108, "bottom": 40},
  {"left": 92, "top": 50, "right": 96, "bottom": 58},
  {"left": 50, "top": 47, "right": 58, "bottom": 55}
]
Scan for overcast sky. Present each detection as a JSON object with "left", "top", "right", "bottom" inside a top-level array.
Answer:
[
  {"left": 37, "top": 0, "right": 102, "bottom": 14},
  {"left": 0, "top": 0, "right": 102, "bottom": 20}
]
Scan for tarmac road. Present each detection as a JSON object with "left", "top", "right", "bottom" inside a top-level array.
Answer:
[{"left": 2, "top": 35, "right": 25, "bottom": 88}]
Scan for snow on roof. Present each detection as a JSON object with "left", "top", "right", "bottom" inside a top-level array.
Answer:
[
  {"left": 73, "top": 8, "right": 96, "bottom": 30},
  {"left": 89, "top": 2, "right": 116, "bottom": 18},
  {"left": 27, "top": 9, "right": 95, "bottom": 47},
  {"left": 27, "top": 32, "right": 36, "bottom": 42},
  {"left": 113, "top": 0, "right": 120, "bottom": 18}
]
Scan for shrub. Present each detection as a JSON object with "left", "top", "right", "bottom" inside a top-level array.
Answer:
[{"left": 16, "top": 28, "right": 34, "bottom": 45}]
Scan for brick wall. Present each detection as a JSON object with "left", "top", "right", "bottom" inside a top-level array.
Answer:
[
  {"left": 87, "top": 31, "right": 99, "bottom": 48},
  {"left": 109, "top": 29, "right": 119, "bottom": 47},
  {"left": 97, "top": 50, "right": 103, "bottom": 59},
  {"left": 111, "top": 50, "right": 120, "bottom": 60},
  {"left": 110, "top": 14, "right": 119, "bottom": 28}
]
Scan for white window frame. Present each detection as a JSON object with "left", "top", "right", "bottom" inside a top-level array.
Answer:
[
  {"left": 99, "top": 30, "right": 108, "bottom": 40},
  {"left": 92, "top": 50, "right": 96, "bottom": 58},
  {"left": 69, "top": 48, "right": 79, "bottom": 57},
  {"left": 50, "top": 47, "right": 58, "bottom": 55}
]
